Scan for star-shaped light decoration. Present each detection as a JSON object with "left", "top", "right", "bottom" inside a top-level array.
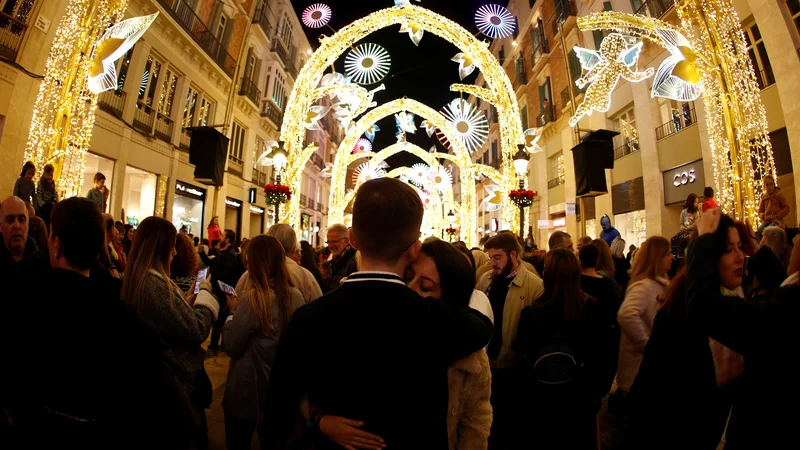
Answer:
[
  {"left": 475, "top": 4, "right": 515, "bottom": 39},
  {"left": 304, "top": 105, "right": 330, "bottom": 130},
  {"left": 320, "top": 162, "right": 334, "bottom": 178},
  {"left": 365, "top": 123, "right": 380, "bottom": 141},
  {"left": 451, "top": 53, "right": 476, "bottom": 80},
  {"left": 255, "top": 140, "right": 280, "bottom": 168},
  {"left": 352, "top": 161, "right": 386, "bottom": 187},
  {"left": 399, "top": 22, "right": 424, "bottom": 46},
  {"left": 441, "top": 98, "right": 488, "bottom": 153},
  {"left": 352, "top": 138, "right": 373, "bottom": 154},
  {"left": 88, "top": 13, "right": 159, "bottom": 93},
  {"left": 479, "top": 183, "right": 503, "bottom": 212},
  {"left": 301, "top": 4, "right": 332, "bottom": 29},
  {"left": 395, "top": 111, "right": 417, "bottom": 134},
  {"left": 409, "top": 163, "right": 431, "bottom": 186},
  {"left": 523, "top": 127, "right": 543, "bottom": 153},
  {"left": 420, "top": 119, "right": 436, "bottom": 137},
  {"left": 651, "top": 28, "right": 703, "bottom": 101},
  {"left": 425, "top": 166, "right": 453, "bottom": 193}
]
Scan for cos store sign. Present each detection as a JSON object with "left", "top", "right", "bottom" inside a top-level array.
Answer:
[{"left": 663, "top": 160, "right": 705, "bottom": 205}]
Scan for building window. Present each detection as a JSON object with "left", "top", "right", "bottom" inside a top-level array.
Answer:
[
  {"left": 743, "top": 22, "right": 775, "bottom": 89},
  {"left": 183, "top": 87, "right": 199, "bottom": 128},
  {"left": 157, "top": 68, "right": 178, "bottom": 117},
  {"left": 229, "top": 122, "right": 245, "bottom": 164},
  {"left": 491, "top": 140, "right": 498, "bottom": 162},
  {"left": 137, "top": 55, "right": 162, "bottom": 108},
  {"left": 116, "top": 46, "right": 135, "bottom": 91},
  {"left": 612, "top": 108, "right": 639, "bottom": 159},
  {"left": 498, "top": 45, "right": 505, "bottom": 63},
  {"left": 272, "top": 71, "right": 286, "bottom": 110},
  {"left": 521, "top": 106, "right": 528, "bottom": 130},
  {"left": 199, "top": 97, "right": 214, "bottom": 126},
  {"left": 786, "top": 0, "right": 800, "bottom": 38},
  {"left": 216, "top": 15, "right": 227, "bottom": 43},
  {"left": 122, "top": 166, "right": 158, "bottom": 226},
  {"left": 655, "top": 99, "right": 696, "bottom": 139},
  {"left": 548, "top": 152, "right": 565, "bottom": 188}
]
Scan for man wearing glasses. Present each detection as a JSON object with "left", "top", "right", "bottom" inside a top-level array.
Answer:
[{"left": 322, "top": 223, "right": 358, "bottom": 293}]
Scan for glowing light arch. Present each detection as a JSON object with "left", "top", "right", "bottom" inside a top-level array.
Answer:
[{"left": 280, "top": 2, "right": 525, "bottom": 242}]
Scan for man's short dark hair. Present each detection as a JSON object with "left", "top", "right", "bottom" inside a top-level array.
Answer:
[
  {"left": 224, "top": 229, "right": 236, "bottom": 245},
  {"left": 352, "top": 178, "right": 423, "bottom": 263},
  {"left": 578, "top": 242, "right": 599, "bottom": 269},
  {"left": 484, "top": 232, "right": 519, "bottom": 259},
  {"left": 50, "top": 197, "right": 104, "bottom": 270},
  {"left": 549, "top": 231, "right": 571, "bottom": 250},
  {"left": 93, "top": 172, "right": 106, "bottom": 182},
  {"left": 704, "top": 186, "right": 714, "bottom": 198},
  {"left": 193, "top": 236, "right": 200, "bottom": 246}
]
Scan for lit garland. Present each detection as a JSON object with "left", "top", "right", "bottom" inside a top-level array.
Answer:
[
  {"left": 279, "top": 3, "right": 524, "bottom": 246},
  {"left": 578, "top": 7, "right": 775, "bottom": 225},
  {"left": 155, "top": 174, "right": 168, "bottom": 217},
  {"left": 25, "top": 0, "right": 130, "bottom": 198}
]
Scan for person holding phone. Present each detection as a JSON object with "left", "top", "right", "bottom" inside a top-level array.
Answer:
[
  {"left": 222, "top": 235, "right": 304, "bottom": 450},
  {"left": 171, "top": 234, "right": 199, "bottom": 294}
]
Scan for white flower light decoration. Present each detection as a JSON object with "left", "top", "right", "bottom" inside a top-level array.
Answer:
[
  {"left": 352, "top": 161, "right": 386, "bottom": 187},
  {"left": 451, "top": 53, "right": 476, "bottom": 80},
  {"left": 651, "top": 28, "right": 703, "bottom": 102},
  {"left": 429, "top": 144, "right": 437, "bottom": 153},
  {"left": 395, "top": 111, "right": 417, "bottom": 134},
  {"left": 321, "top": 162, "right": 334, "bottom": 178},
  {"left": 420, "top": 119, "right": 436, "bottom": 137},
  {"left": 399, "top": 22, "right": 424, "bottom": 46},
  {"left": 320, "top": 72, "right": 347, "bottom": 88},
  {"left": 88, "top": 13, "right": 159, "bottom": 94},
  {"left": 345, "top": 43, "right": 391, "bottom": 85},
  {"left": 365, "top": 123, "right": 380, "bottom": 141},
  {"left": 418, "top": 190, "right": 434, "bottom": 209},
  {"left": 426, "top": 166, "right": 454, "bottom": 193},
  {"left": 523, "top": 128, "right": 543, "bottom": 153},
  {"left": 479, "top": 183, "right": 503, "bottom": 212},
  {"left": 475, "top": 4, "right": 516, "bottom": 39},
  {"left": 409, "top": 163, "right": 431, "bottom": 186},
  {"left": 441, "top": 98, "right": 489, "bottom": 153},
  {"left": 352, "top": 138, "right": 372, "bottom": 154},
  {"left": 255, "top": 140, "right": 280, "bottom": 168},
  {"left": 301, "top": 4, "right": 332, "bottom": 29},
  {"left": 304, "top": 105, "right": 330, "bottom": 130}
]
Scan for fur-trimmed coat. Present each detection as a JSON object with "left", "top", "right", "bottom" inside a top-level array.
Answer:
[{"left": 447, "top": 350, "right": 493, "bottom": 450}]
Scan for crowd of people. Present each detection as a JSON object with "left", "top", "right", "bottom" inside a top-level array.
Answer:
[{"left": 1, "top": 163, "right": 800, "bottom": 450}]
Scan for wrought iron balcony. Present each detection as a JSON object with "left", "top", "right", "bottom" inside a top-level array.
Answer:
[
  {"left": 239, "top": 76, "right": 261, "bottom": 106},
  {"left": 253, "top": 4, "right": 273, "bottom": 38},
  {"left": 655, "top": 105, "right": 697, "bottom": 140},
  {"left": 538, "top": 103, "right": 556, "bottom": 126},
  {"left": 271, "top": 37, "right": 296, "bottom": 76},
  {"left": 157, "top": 0, "right": 237, "bottom": 77},
  {"left": 261, "top": 100, "right": 283, "bottom": 128}
]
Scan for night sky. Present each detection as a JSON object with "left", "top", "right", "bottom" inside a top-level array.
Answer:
[{"left": 292, "top": 0, "right": 491, "bottom": 169}]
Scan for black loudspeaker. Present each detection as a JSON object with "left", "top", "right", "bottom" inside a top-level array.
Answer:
[
  {"left": 189, "top": 127, "right": 229, "bottom": 187},
  {"left": 572, "top": 129, "right": 618, "bottom": 197}
]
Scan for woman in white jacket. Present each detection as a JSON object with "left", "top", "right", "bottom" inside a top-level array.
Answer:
[{"left": 616, "top": 236, "right": 672, "bottom": 393}]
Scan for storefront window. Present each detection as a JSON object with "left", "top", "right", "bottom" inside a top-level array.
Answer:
[
  {"left": 173, "top": 181, "right": 206, "bottom": 237},
  {"left": 614, "top": 210, "right": 647, "bottom": 248},
  {"left": 82, "top": 153, "right": 114, "bottom": 213},
  {"left": 585, "top": 218, "right": 596, "bottom": 238},
  {"left": 122, "top": 166, "right": 158, "bottom": 226},
  {"left": 249, "top": 205, "right": 265, "bottom": 238},
  {"left": 225, "top": 197, "right": 242, "bottom": 243}
]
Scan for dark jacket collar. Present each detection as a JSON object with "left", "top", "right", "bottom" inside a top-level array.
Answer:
[{"left": 0, "top": 236, "right": 40, "bottom": 263}]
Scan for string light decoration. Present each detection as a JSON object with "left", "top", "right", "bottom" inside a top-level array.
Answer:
[
  {"left": 345, "top": 43, "right": 391, "bottom": 85},
  {"left": 25, "top": 0, "right": 130, "bottom": 198},
  {"left": 302, "top": 3, "right": 332, "bottom": 29},
  {"left": 577, "top": 6, "right": 775, "bottom": 225},
  {"left": 569, "top": 34, "right": 653, "bottom": 127},
  {"left": 352, "top": 138, "right": 373, "bottom": 154},
  {"left": 475, "top": 4, "right": 516, "bottom": 39},
  {"left": 88, "top": 12, "right": 158, "bottom": 93},
  {"left": 442, "top": 98, "right": 489, "bottom": 153},
  {"left": 279, "top": 3, "right": 524, "bottom": 246}
]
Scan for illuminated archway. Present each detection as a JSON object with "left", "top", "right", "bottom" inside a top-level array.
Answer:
[{"left": 280, "top": 2, "right": 525, "bottom": 240}]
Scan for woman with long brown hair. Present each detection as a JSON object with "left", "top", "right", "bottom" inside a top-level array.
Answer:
[
  {"left": 591, "top": 238, "right": 615, "bottom": 279},
  {"left": 222, "top": 235, "right": 304, "bottom": 450},
  {"left": 513, "top": 249, "right": 618, "bottom": 449},
  {"left": 171, "top": 233, "right": 199, "bottom": 293},
  {"left": 121, "top": 216, "right": 218, "bottom": 448},
  {"left": 615, "top": 236, "right": 672, "bottom": 396}
]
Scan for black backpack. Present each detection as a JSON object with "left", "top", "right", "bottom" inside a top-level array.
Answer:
[{"left": 533, "top": 330, "right": 582, "bottom": 385}]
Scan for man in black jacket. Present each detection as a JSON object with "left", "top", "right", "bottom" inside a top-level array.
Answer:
[
  {"left": 0, "top": 196, "right": 49, "bottom": 287},
  {"left": 321, "top": 223, "right": 358, "bottom": 292},
  {"left": 262, "top": 178, "right": 493, "bottom": 449},
  {"left": 206, "top": 229, "right": 245, "bottom": 356}
]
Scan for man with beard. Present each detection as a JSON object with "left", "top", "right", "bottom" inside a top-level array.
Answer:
[
  {"left": 476, "top": 232, "right": 544, "bottom": 448},
  {"left": 321, "top": 223, "right": 358, "bottom": 293}
]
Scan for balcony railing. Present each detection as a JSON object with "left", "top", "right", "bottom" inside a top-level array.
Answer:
[
  {"left": 179, "top": 128, "right": 192, "bottom": 151},
  {"left": 531, "top": 27, "right": 549, "bottom": 63},
  {"left": 614, "top": 136, "right": 640, "bottom": 160},
  {"left": 548, "top": 176, "right": 565, "bottom": 189},
  {"left": 0, "top": 12, "right": 28, "bottom": 61},
  {"left": 239, "top": 76, "right": 261, "bottom": 105},
  {"left": 316, "top": 201, "right": 323, "bottom": 212},
  {"left": 154, "top": 113, "right": 174, "bottom": 143},
  {"left": 261, "top": 100, "right": 283, "bottom": 128},
  {"left": 756, "top": 66, "right": 776, "bottom": 90},
  {"left": 157, "top": 0, "right": 237, "bottom": 77},
  {"left": 133, "top": 101, "right": 155, "bottom": 133},
  {"left": 538, "top": 103, "right": 556, "bottom": 126},
  {"left": 253, "top": 4, "right": 273, "bottom": 38},
  {"left": 655, "top": 106, "right": 697, "bottom": 140},
  {"left": 97, "top": 89, "right": 127, "bottom": 118},
  {"left": 271, "top": 37, "right": 296, "bottom": 75},
  {"left": 310, "top": 152, "right": 325, "bottom": 171},
  {"left": 634, "top": 0, "right": 675, "bottom": 18},
  {"left": 514, "top": 65, "right": 528, "bottom": 90},
  {"left": 300, "top": 194, "right": 308, "bottom": 208}
]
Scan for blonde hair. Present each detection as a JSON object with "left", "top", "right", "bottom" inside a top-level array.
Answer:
[
  {"left": 246, "top": 235, "right": 294, "bottom": 334},
  {"left": 629, "top": 236, "right": 671, "bottom": 286},
  {"left": 610, "top": 237, "right": 626, "bottom": 259}
]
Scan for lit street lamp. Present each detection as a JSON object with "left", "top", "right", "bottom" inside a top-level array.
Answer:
[
  {"left": 512, "top": 144, "right": 531, "bottom": 240},
  {"left": 271, "top": 141, "right": 288, "bottom": 223}
]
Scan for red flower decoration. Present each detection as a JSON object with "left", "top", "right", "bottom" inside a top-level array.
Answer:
[
  {"left": 265, "top": 183, "right": 293, "bottom": 204},
  {"left": 509, "top": 189, "right": 537, "bottom": 207}
]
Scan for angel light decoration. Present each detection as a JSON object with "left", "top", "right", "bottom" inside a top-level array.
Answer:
[{"left": 569, "top": 33, "right": 654, "bottom": 127}]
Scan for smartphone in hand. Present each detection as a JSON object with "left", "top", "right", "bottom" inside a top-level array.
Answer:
[
  {"left": 194, "top": 268, "right": 208, "bottom": 294},
  {"left": 217, "top": 280, "right": 237, "bottom": 297}
]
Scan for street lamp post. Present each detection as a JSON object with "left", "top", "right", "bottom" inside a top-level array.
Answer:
[
  {"left": 271, "top": 141, "right": 288, "bottom": 224},
  {"left": 447, "top": 209, "right": 456, "bottom": 242},
  {"left": 513, "top": 144, "right": 531, "bottom": 241}
]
